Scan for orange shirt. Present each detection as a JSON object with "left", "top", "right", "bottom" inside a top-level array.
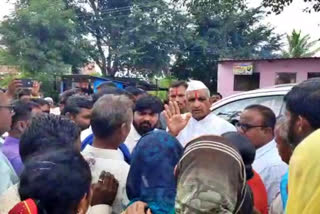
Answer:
[{"left": 248, "top": 170, "right": 268, "bottom": 214}]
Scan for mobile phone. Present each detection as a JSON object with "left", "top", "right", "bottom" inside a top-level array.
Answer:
[{"left": 19, "top": 79, "right": 33, "bottom": 88}]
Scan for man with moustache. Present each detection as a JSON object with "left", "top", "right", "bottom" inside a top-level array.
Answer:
[
  {"left": 164, "top": 80, "right": 236, "bottom": 147},
  {"left": 124, "top": 95, "right": 163, "bottom": 153}
]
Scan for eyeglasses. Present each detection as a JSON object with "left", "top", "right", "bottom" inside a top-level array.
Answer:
[
  {"left": 235, "top": 122, "right": 268, "bottom": 132},
  {"left": 0, "top": 105, "right": 15, "bottom": 114}
]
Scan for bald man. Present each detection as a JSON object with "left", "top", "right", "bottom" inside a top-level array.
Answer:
[
  {"left": 0, "top": 92, "right": 19, "bottom": 194},
  {"left": 164, "top": 80, "right": 236, "bottom": 147}
]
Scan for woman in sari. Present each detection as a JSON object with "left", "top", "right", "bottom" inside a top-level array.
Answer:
[
  {"left": 174, "top": 135, "right": 253, "bottom": 214},
  {"left": 126, "top": 130, "right": 183, "bottom": 214}
]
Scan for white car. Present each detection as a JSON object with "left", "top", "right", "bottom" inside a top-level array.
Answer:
[{"left": 211, "top": 84, "right": 295, "bottom": 124}]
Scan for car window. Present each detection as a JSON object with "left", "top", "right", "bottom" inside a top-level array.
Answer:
[{"left": 212, "top": 95, "right": 284, "bottom": 117}]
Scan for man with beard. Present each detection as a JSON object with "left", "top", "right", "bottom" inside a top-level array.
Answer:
[
  {"left": 124, "top": 95, "right": 163, "bottom": 153},
  {"left": 282, "top": 78, "right": 320, "bottom": 214},
  {"left": 164, "top": 80, "right": 235, "bottom": 147}
]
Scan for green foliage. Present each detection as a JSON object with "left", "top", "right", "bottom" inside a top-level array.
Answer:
[
  {"left": 261, "top": 0, "right": 320, "bottom": 14},
  {"left": 282, "top": 30, "right": 320, "bottom": 58},
  {"left": 0, "top": 0, "right": 89, "bottom": 75},
  {"left": 171, "top": 2, "right": 282, "bottom": 91}
]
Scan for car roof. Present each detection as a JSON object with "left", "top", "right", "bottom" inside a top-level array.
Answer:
[{"left": 210, "top": 84, "right": 295, "bottom": 111}]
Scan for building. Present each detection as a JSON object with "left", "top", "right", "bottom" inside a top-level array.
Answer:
[{"left": 217, "top": 57, "right": 320, "bottom": 97}]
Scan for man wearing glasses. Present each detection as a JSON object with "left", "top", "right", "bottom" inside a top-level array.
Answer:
[
  {"left": 236, "top": 104, "right": 288, "bottom": 206},
  {"left": 0, "top": 91, "right": 19, "bottom": 195}
]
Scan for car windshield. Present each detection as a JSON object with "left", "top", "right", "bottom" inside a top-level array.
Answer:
[{"left": 212, "top": 95, "right": 285, "bottom": 118}]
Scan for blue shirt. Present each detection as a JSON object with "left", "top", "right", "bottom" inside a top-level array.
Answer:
[{"left": 81, "top": 134, "right": 131, "bottom": 164}]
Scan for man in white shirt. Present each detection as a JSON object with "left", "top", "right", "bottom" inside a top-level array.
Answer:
[
  {"left": 237, "top": 104, "right": 288, "bottom": 205},
  {"left": 124, "top": 95, "right": 163, "bottom": 153},
  {"left": 0, "top": 91, "right": 19, "bottom": 195},
  {"left": 82, "top": 94, "right": 134, "bottom": 214},
  {"left": 164, "top": 80, "right": 236, "bottom": 147}
]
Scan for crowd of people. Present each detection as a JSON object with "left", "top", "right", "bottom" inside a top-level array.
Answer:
[{"left": 0, "top": 77, "right": 319, "bottom": 214}]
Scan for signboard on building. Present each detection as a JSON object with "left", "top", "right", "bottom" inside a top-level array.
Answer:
[{"left": 233, "top": 63, "right": 253, "bottom": 75}]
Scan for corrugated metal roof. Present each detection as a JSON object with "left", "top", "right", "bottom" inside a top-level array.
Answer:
[{"left": 218, "top": 57, "right": 320, "bottom": 63}]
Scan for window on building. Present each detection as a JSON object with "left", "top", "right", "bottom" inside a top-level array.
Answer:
[
  {"left": 234, "top": 73, "right": 260, "bottom": 91},
  {"left": 308, "top": 72, "right": 320, "bottom": 79},
  {"left": 275, "top": 73, "right": 296, "bottom": 84}
]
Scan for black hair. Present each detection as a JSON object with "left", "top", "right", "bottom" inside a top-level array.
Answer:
[
  {"left": 212, "top": 92, "right": 222, "bottom": 99},
  {"left": 125, "top": 86, "right": 146, "bottom": 96},
  {"left": 61, "top": 95, "right": 93, "bottom": 116},
  {"left": 19, "top": 114, "right": 81, "bottom": 162},
  {"left": 134, "top": 95, "right": 163, "bottom": 114},
  {"left": 284, "top": 78, "right": 320, "bottom": 129},
  {"left": 59, "top": 89, "right": 82, "bottom": 105},
  {"left": 92, "top": 87, "right": 134, "bottom": 103},
  {"left": 27, "top": 101, "right": 41, "bottom": 110},
  {"left": 31, "top": 98, "right": 50, "bottom": 107},
  {"left": 222, "top": 132, "right": 255, "bottom": 180},
  {"left": 19, "top": 149, "right": 91, "bottom": 214},
  {"left": 18, "top": 89, "right": 32, "bottom": 99},
  {"left": 11, "top": 100, "right": 33, "bottom": 127},
  {"left": 169, "top": 81, "right": 188, "bottom": 89},
  {"left": 244, "top": 104, "right": 276, "bottom": 131}
]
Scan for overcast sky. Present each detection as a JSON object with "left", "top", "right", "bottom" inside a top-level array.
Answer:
[{"left": 1, "top": 0, "right": 320, "bottom": 41}]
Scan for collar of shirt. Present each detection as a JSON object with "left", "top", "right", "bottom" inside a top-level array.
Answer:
[
  {"left": 3, "top": 136, "right": 20, "bottom": 146},
  {"left": 82, "top": 145, "right": 124, "bottom": 161},
  {"left": 130, "top": 124, "right": 141, "bottom": 141},
  {"left": 255, "top": 139, "right": 276, "bottom": 160}
]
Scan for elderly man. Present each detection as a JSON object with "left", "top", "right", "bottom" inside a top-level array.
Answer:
[
  {"left": 0, "top": 92, "right": 19, "bottom": 195},
  {"left": 237, "top": 104, "right": 288, "bottom": 205},
  {"left": 124, "top": 95, "right": 163, "bottom": 153},
  {"left": 82, "top": 94, "right": 133, "bottom": 214},
  {"left": 164, "top": 80, "right": 235, "bottom": 147}
]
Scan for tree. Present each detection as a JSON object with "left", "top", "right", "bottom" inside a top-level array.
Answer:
[
  {"left": 282, "top": 30, "right": 320, "bottom": 57},
  {"left": 65, "top": 0, "right": 189, "bottom": 77},
  {"left": 0, "top": 0, "right": 89, "bottom": 75},
  {"left": 171, "top": 1, "right": 282, "bottom": 91},
  {"left": 262, "top": 0, "right": 320, "bottom": 14}
]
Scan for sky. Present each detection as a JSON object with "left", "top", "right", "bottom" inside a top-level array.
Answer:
[{"left": 1, "top": 0, "right": 320, "bottom": 41}]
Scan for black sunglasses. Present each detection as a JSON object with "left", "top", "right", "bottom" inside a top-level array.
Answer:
[{"left": 235, "top": 122, "right": 268, "bottom": 132}]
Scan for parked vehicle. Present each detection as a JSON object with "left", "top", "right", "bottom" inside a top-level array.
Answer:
[{"left": 210, "top": 84, "right": 295, "bottom": 124}]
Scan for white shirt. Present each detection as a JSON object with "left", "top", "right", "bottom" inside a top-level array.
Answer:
[
  {"left": 82, "top": 145, "right": 130, "bottom": 214},
  {"left": 124, "top": 124, "right": 141, "bottom": 153},
  {"left": 176, "top": 112, "right": 236, "bottom": 147},
  {"left": 81, "top": 126, "right": 93, "bottom": 142},
  {"left": 252, "top": 140, "right": 288, "bottom": 205}
]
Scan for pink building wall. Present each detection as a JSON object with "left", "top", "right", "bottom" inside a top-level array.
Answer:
[{"left": 217, "top": 58, "right": 320, "bottom": 97}]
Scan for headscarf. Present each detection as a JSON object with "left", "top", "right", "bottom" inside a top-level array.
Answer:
[
  {"left": 126, "top": 130, "right": 183, "bottom": 214},
  {"left": 222, "top": 132, "right": 256, "bottom": 180},
  {"left": 9, "top": 199, "right": 38, "bottom": 214},
  {"left": 175, "top": 135, "right": 248, "bottom": 214},
  {"left": 286, "top": 129, "right": 320, "bottom": 213}
]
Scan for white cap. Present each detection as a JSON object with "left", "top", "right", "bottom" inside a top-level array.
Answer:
[
  {"left": 44, "top": 97, "right": 54, "bottom": 103},
  {"left": 186, "top": 80, "right": 208, "bottom": 92}
]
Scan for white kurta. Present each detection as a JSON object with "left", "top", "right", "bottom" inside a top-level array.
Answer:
[
  {"left": 124, "top": 124, "right": 141, "bottom": 154},
  {"left": 82, "top": 145, "right": 130, "bottom": 214},
  {"left": 176, "top": 112, "right": 236, "bottom": 147}
]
